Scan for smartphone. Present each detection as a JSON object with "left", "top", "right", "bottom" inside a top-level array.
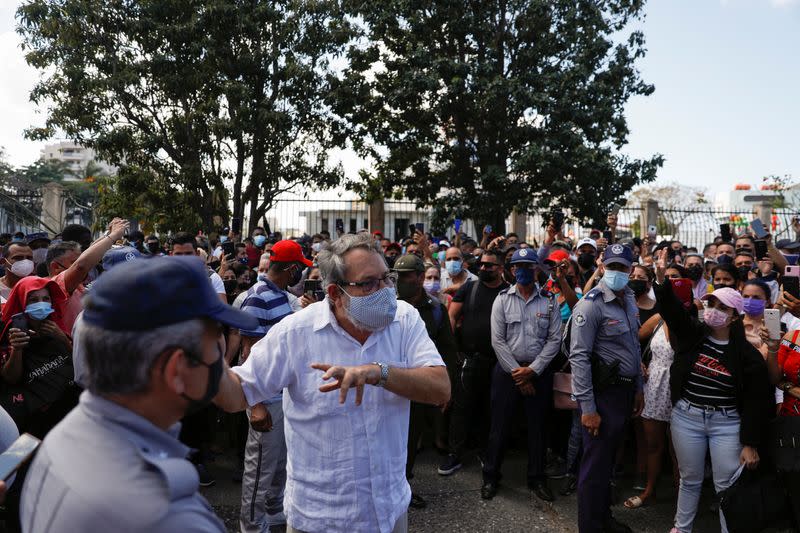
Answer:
[
  {"left": 10, "top": 313, "right": 27, "bottom": 332},
  {"left": 415, "top": 222, "right": 424, "bottom": 233},
  {"left": 751, "top": 218, "right": 768, "bottom": 239},
  {"left": 603, "top": 230, "right": 613, "bottom": 242},
  {"left": 0, "top": 433, "right": 41, "bottom": 481},
  {"left": 335, "top": 219, "right": 344, "bottom": 234},
  {"left": 765, "top": 309, "right": 782, "bottom": 340},
  {"left": 221, "top": 241, "right": 235, "bottom": 258},
  {"left": 784, "top": 276, "right": 800, "bottom": 300},
  {"left": 720, "top": 223, "right": 732, "bottom": 243},
  {"left": 484, "top": 224, "right": 492, "bottom": 234},
  {"left": 607, "top": 202, "right": 623, "bottom": 216},
  {"left": 303, "top": 279, "right": 324, "bottom": 301},
  {"left": 755, "top": 239, "right": 768, "bottom": 260},
  {"left": 552, "top": 210, "right": 565, "bottom": 231},
  {"left": 786, "top": 266, "right": 800, "bottom": 277},
  {"left": 454, "top": 218, "right": 462, "bottom": 234},
  {"left": 647, "top": 225, "right": 657, "bottom": 238},
  {"left": 408, "top": 224, "right": 416, "bottom": 236}
]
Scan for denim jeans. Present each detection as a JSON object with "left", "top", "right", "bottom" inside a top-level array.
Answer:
[
  {"left": 566, "top": 410, "right": 583, "bottom": 475},
  {"left": 670, "top": 399, "right": 743, "bottom": 533}
]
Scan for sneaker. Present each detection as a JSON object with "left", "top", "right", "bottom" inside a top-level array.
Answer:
[
  {"left": 545, "top": 457, "right": 567, "bottom": 479},
  {"left": 265, "top": 510, "right": 286, "bottom": 526},
  {"left": 437, "top": 454, "right": 462, "bottom": 476},
  {"left": 195, "top": 463, "right": 216, "bottom": 487},
  {"left": 560, "top": 474, "right": 578, "bottom": 496},
  {"left": 409, "top": 492, "right": 427, "bottom": 509}
]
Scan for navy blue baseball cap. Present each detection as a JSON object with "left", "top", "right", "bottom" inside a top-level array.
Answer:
[
  {"left": 83, "top": 256, "right": 258, "bottom": 331},
  {"left": 602, "top": 243, "right": 634, "bottom": 267},
  {"left": 102, "top": 246, "right": 142, "bottom": 272},
  {"left": 510, "top": 248, "right": 539, "bottom": 265}
]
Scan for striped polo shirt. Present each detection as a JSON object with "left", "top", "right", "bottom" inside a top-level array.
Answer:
[{"left": 239, "top": 278, "right": 294, "bottom": 338}]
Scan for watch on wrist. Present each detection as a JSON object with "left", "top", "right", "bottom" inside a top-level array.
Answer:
[
  {"left": 783, "top": 382, "right": 794, "bottom": 392},
  {"left": 372, "top": 362, "right": 389, "bottom": 387}
]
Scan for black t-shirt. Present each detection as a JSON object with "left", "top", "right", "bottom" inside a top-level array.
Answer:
[
  {"left": 452, "top": 280, "right": 509, "bottom": 356},
  {"left": 682, "top": 338, "right": 736, "bottom": 410},
  {"left": 639, "top": 306, "right": 659, "bottom": 327}
]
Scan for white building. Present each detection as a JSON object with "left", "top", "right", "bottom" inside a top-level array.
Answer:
[{"left": 40, "top": 141, "right": 117, "bottom": 181}]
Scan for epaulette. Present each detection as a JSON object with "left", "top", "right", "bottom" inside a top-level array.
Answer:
[{"left": 584, "top": 287, "right": 602, "bottom": 301}]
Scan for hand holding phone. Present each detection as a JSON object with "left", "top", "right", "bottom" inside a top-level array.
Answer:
[
  {"left": 720, "top": 223, "right": 732, "bottom": 243},
  {"left": 764, "top": 309, "right": 782, "bottom": 340},
  {"left": 751, "top": 218, "right": 769, "bottom": 239},
  {"left": 0, "top": 433, "right": 40, "bottom": 481}
]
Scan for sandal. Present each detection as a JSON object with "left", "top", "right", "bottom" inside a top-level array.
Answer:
[{"left": 623, "top": 495, "right": 648, "bottom": 509}]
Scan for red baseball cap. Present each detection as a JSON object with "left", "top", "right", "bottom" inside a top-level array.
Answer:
[
  {"left": 544, "top": 249, "right": 571, "bottom": 266},
  {"left": 270, "top": 240, "right": 313, "bottom": 267}
]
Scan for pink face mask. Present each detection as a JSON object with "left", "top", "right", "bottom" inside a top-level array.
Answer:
[{"left": 704, "top": 307, "right": 730, "bottom": 329}]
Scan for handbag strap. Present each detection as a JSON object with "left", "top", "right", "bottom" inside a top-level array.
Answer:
[{"left": 641, "top": 320, "right": 664, "bottom": 360}]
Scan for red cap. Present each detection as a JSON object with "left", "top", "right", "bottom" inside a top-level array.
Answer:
[
  {"left": 270, "top": 240, "right": 313, "bottom": 267},
  {"left": 545, "top": 249, "right": 571, "bottom": 265},
  {"left": 670, "top": 278, "right": 694, "bottom": 309}
]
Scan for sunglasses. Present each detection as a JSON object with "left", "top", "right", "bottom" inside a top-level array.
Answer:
[{"left": 478, "top": 262, "right": 500, "bottom": 269}]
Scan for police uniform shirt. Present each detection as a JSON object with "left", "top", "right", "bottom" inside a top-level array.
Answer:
[
  {"left": 568, "top": 279, "right": 642, "bottom": 414},
  {"left": 21, "top": 391, "right": 225, "bottom": 533},
  {"left": 491, "top": 285, "right": 562, "bottom": 374}
]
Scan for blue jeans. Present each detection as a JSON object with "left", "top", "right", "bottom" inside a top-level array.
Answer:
[{"left": 670, "top": 399, "right": 742, "bottom": 533}]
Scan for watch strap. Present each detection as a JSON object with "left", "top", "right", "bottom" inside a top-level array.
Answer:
[{"left": 372, "top": 362, "right": 389, "bottom": 387}]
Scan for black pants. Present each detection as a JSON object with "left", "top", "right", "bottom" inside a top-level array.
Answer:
[
  {"left": 407, "top": 402, "right": 438, "bottom": 479},
  {"left": 482, "top": 365, "right": 553, "bottom": 485},
  {"left": 448, "top": 355, "right": 495, "bottom": 459}
]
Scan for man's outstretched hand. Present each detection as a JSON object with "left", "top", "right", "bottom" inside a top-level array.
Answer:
[{"left": 311, "top": 363, "right": 382, "bottom": 406}]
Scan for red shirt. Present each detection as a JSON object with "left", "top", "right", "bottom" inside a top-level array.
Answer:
[{"left": 778, "top": 330, "right": 800, "bottom": 416}]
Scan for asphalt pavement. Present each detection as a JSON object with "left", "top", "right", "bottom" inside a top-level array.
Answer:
[{"left": 200, "top": 445, "right": 729, "bottom": 532}]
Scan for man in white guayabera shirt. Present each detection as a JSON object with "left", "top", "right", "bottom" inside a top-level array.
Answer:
[{"left": 214, "top": 232, "right": 450, "bottom": 533}]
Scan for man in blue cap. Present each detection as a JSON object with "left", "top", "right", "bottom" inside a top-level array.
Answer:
[
  {"left": 481, "top": 248, "right": 562, "bottom": 501},
  {"left": 20, "top": 257, "right": 258, "bottom": 533},
  {"left": 569, "top": 243, "right": 644, "bottom": 533}
]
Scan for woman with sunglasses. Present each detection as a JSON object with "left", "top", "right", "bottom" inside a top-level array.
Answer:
[{"left": 654, "top": 265, "right": 772, "bottom": 533}]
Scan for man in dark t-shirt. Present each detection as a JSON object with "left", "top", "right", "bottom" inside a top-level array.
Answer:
[{"left": 439, "top": 249, "right": 509, "bottom": 476}]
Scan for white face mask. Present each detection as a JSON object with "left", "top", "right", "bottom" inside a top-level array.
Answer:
[
  {"left": 32, "top": 248, "right": 48, "bottom": 266},
  {"left": 9, "top": 259, "right": 34, "bottom": 278}
]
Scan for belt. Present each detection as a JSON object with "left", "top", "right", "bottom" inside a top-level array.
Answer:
[{"left": 682, "top": 399, "right": 736, "bottom": 413}]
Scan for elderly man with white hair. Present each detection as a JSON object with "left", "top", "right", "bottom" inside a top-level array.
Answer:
[{"left": 215, "top": 232, "right": 450, "bottom": 533}]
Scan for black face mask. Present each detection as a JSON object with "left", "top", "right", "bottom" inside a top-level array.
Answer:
[
  {"left": 147, "top": 242, "right": 160, "bottom": 255},
  {"left": 288, "top": 265, "right": 303, "bottom": 287},
  {"left": 181, "top": 351, "right": 224, "bottom": 415},
  {"left": 237, "top": 280, "right": 252, "bottom": 290},
  {"left": 686, "top": 265, "right": 704, "bottom": 281},
  {"left": 737, "top": 266, "right": 752, "bottom": 281},
  {"left": 714, "top": 282, "right": 736, "bottom": 290},
  {"left": 478, "top": 270, "right": 497, "bottom": 283},
  {"left": 223, "top": 279, "right": 238, "bottom": 295},
  {"left": 577, "top": 253, "right": 595, "bottom": 270},
  {"left": 628, "top": 279, "right": 649, "bottom": 297},
  {"left": 385, "top": 255, "right": 397, "bottom": 268},
  {"left": 564, "top": 275, "right": 576, "bottom": 287}
]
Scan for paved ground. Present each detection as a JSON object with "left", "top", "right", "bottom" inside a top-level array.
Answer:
[{"left": 200, "top": 445, "right": 728, "bottom": 532}]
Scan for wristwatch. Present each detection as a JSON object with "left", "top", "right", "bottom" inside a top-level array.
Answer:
[
  {"left": 782, "top": 382, "right": 794, "bottom": 392},
  {"left": 372, "top": 362, "right": 390, "bottom": 387}
]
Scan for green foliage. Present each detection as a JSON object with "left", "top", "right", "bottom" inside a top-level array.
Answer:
[
  {"left": 334, "top": 0, "right": 663, "bottom": 231},
  {"left": 17, "top": 0, "right": 350, "bottom": 234}
]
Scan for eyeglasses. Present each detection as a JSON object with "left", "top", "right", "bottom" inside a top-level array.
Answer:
[
  {"left": 478, "top": 262, "right": 500, "bottom": 269},
  {"left": 338, "top": 272, "right": 397, "bottom": 293}
]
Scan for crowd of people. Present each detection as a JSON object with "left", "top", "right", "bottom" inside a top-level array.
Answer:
[{"left": 1, "top": 212, "right": 800, "bottom": 532}]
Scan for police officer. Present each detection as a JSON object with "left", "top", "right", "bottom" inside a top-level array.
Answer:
[
  {"left": 569, "top": 243, "right": 644, "bottom": 533},
  {"left": 481, "top": 248, "right": 562, "bottom": 501},
  {"left": 20, "top": 257, "right": 258, "bottom": 533},
  {"left": 393, "top": 254, "right": 458, "bottom": 508}
]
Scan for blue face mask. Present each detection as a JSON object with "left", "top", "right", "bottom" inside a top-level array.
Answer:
[
  {"left": 603, "top": 270, "right": 630, "bottom": 292},
  {"left": 445, "top": 259, "right": 463, "bottom": 276},
  {"left": 238, "top": 257, "right": 249, "bottom": 265},
  {"left": 253, "top": 235, "right": 267, "bottom": 247},
  {"left": 26, "top": 301, "right": 54, "bottom": 321},
  {"left": 219, "top": 236, "right": 228, "bottom": 244},
  {"left": 514, "top": 266, "right": 535, "bottom": 286}
]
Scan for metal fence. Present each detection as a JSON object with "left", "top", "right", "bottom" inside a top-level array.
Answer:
[{"left": 0, "top": 190, "right": 50, "bottom": 235}]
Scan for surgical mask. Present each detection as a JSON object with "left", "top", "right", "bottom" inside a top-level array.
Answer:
[
  {"left": 342, "top": 286, "right": 397, "bottom": 332},
  {"left": 396, "top": 280, "right": 419, "bottom": 301},
  {"left": 219, "top": 236, "right": 228, "bottom": 243},
  {"left": 253, "top": 235, "right": 267, "bottom": 247},
  {"left": 257, "top": 273, "right": 268, "bottom": 282},
  {"left": 742, "top": 297, "right": 766, "bottom": 317},
  {"left": 312, "top": 242, "right": 321, "bottom": 253},
  {"left": 9, "top": 259, "right": 34, "bottom": 278},
  {"left": 514, "top": 267, "right": 535, "bottom": 286},
  {"left": 686, "top": 265, "right": 704, "bottom": 282},
  {"left": 181, "top": 351, "right": 224, "bottom": 415},
  {"left": 287, "top": 266, "right": 303, "bottom": 287},
  {"left": 704, "top": 307, "right": 731, "bottom": 329},
  {"left": 714, "top": 282, "right": 736, "bottom": 290},
  {"left": 385, "top": 255, "right": 397, "bottom": 268},
  {"left": 25, "top": 301, "right": 54, "bottom": 321},
  {"left": 603, "top": 270, "right": 630, "bottom": 292},
  {"left": 628, "top": 279, "right": 648, "bottom": 297},
  {"left": 445, "top": 259, "right": 463, "bottom": 276},
  {"left": 238, "top": 257, "right": 249, "bottom": 265},
  {"left": 437, "top": 250, "right": 446, "bottom": 263},
  {"left": 424, "top": 280, "right": 440, "bottom": 294},
  {"left": 478, "top": 270, "right": 496, "bottom": 283},
  {"left": 577, "top": 253, "right": 595, "bottom": 270},
  {"left": 716, "top": 255, "right": 733, "bottom": 265}
]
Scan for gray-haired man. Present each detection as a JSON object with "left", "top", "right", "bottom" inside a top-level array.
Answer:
[
  {"left": 214, "top": 233, "right": 450, "bottom": 533},
  {"left": 20, "top": 257, "right": 258, "bottom": 533}
]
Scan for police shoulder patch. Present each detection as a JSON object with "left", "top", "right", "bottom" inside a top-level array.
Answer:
[
  {"left": 584, "top": 288, "right": 601, "bottom": 300},
  {"left": 574, "top": 313, "right": 587, "bottom": 326}
]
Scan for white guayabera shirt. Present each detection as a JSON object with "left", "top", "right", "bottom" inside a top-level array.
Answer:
[{"left": 233, "top": 299, "right": 444, "bottom": 533}]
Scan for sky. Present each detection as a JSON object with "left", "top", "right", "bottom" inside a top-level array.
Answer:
[{"left": 0, "top": 0, "right": 798, "bottom": 199}]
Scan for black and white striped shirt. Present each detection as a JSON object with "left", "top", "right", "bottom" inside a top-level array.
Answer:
[{"left": 682, "top": 338, "right": 737, "bottom": 410}]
